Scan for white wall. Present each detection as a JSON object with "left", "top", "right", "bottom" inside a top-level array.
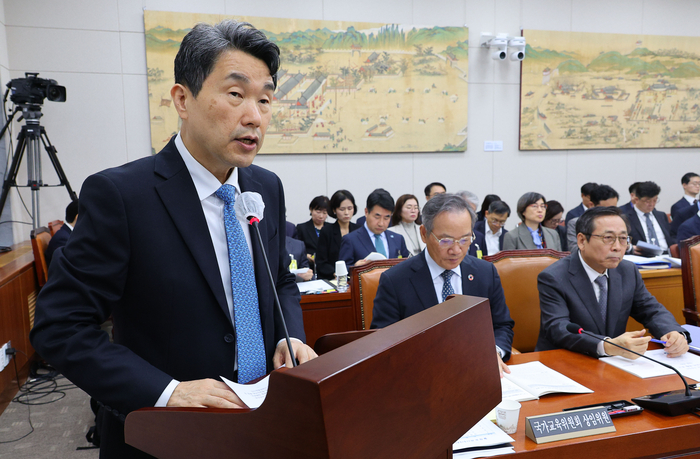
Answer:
[{"left": 2, "top": 0, "right": 699, "bottom": 245}]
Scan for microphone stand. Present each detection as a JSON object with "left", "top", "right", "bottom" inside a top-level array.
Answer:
[{"left": 248, "top": 217, "right": 297, "bottom": 367}]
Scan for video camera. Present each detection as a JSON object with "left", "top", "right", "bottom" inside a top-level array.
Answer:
[{"left": 7, "top": 72, "right": 66, "bottom": 105}]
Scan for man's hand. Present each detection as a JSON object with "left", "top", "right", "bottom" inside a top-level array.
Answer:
[
  {"left": 660, "top": 331, "right": 689, "bottom": 358},
  {"left": 167, "top": 379, "right": 246, "bottom": 409},
  {"left": 298, "top": 269, "right": 314, "bottom": 281},
  {"left": 604, "top": 329, "right": 650, "bottom": 359},
  {"left": 498, "top": 353, "right": 510, "bottom": 378},
  {"left": 354, "top": 259, "right": 370, "bottom": 267},
  {"left": 632, "top": 245, "right": 642, "bottom": 255},
  {"left": 272, "top": 340, "right": 318, "bottom": 369}
]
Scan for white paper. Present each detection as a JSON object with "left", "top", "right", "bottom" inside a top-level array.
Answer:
[
  {"left": 453, "top": 446, "right": 515, "bottom": 459},
  {"left": 500, "top": 377, "right": 537, "bottom": 402},
  {"left": 290, "top": 267, "right": 309, "bottom": 274},
  {"left": 220, "top": 375, "right": 269, "bottom": 409},
  {"left": 505, "top": 361, "right": 593, "bottom": 397},
  {"left": 296, "top": 279, "right": 335, "bottom": 293},
  {"left": 364, "top": 251, "right": 387, "bottom": 261},
  {"left": 601, "top": 349, "right": 700, "bottom": 381},
  {"left": 453, "top": 416, "right": 514, "bottom": 451}
]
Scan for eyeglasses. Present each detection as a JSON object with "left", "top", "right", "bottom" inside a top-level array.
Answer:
[
  {"left": 638, "top": 197, "right": 659, "bottom": 206},
  {"left": 430, "top": 232, "right": 474, "bottom": 248},
  {"left": 404, "top": 205, "right": 419, "bottom": 211},
  {"left": 528, "top": 203, "right": 547, "bottom": 210},
  {"left": 546, "top": 218, "right": 562, "bottom": 226},
  {"left": 588, "top": 234, "right": 630, "bottom": 246},
  {"left": 688, "top": 181, "right": 700, "bottom": 187},
  {"left": 488, "top": 218, "right": 508, "bottom": 227}
]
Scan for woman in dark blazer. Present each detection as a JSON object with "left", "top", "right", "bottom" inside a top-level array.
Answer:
[
  {"left": 295, "top": 195, "right": 331, "bottom": 270},
  {"left": 315, "top": 190, "right": 359, "bottom": 279},
  {"left": 503, "top": 192, "right": 562, "bottom": 251},
  {"left": 542, "top": 199, "right": 567, "bottom": 252}
]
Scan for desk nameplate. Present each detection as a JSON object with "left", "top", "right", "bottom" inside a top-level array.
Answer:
[{"left": 525, "top": 406, "right": 615, "bottom": 444}]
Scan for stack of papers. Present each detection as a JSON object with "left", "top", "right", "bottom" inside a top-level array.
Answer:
[
  {"left": 501, "top": 361, "right": 593, "bottom": 402},
  {"left": 601, "top": 349, "right": 700, "bottom": 380},
  {"left": 453, "top": 417, "right": 515, "bottom": 458},
  {"left": 623, "top": 254, "right": 681, "bottom": 269},
  {"left": 296, "top": 279, "right": 336, "bottom": 294}
]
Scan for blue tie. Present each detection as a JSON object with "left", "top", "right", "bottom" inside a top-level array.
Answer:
[
  {"left": 441, "top": 270, "right": 454, "bottom": 302},
  {"left": 215, "top": 184, "right": 266, "bottom": 383},
  {"left": 374, "top": 234, "right": 387, "bottom": 257}
]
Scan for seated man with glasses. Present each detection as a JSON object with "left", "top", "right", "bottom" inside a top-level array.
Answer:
[
  {"left": 371, "top": 193, "right": 515, "bottom": 376},
  {"left": 622, "top": 181, "right": 674, "bottom": 254},
  {"left": 536, "top": 206, "right": 689, "bottom": 358},
  {"left": 474, "top": 200, "right": 511, "bottom": 256}
]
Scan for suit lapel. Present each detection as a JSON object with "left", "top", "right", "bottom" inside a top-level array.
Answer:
[
  {"left": 518, "top": 225, "right": 534, "bottom": 249},
  {"left": 386, "top": 231, "right": 397, "bottom": 257},
  {"left": 154, "top": 142, "right": 230, "bottom": 321},
  {"left": 568, "top": 254, "right": 605, "bottom": 334},
  {"left": 628, "top": 212, "right": 645, "bottom": 242},
  {"left": 410, "top": 252, "right": 439, "bottom": 309},
  {"left": 359, "top": 228, "right": 377, "bottom": 255}
]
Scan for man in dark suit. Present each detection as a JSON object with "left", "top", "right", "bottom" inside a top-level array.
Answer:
[
  {"left": 670, "top": 172, "right": 699, "bottom": 221},
  {"left": 285, "top": 236, "right": 313, "bottom": 282},
  {"left": 339, "top": 188, "right": 409, "bottom": 266},
  {"left": 536, "top": 207, "right": 688, "bottom": 358},
  {"left": 44, "top": 199, "right": 79, "bottom": 267},
  {"left": 678, "top": 211, "right": 700, "bottom": 243},
  {"left": 473, "top": 200, "right": 510, "bottom": 257},
  {"left": 622, "top": 181, "right": 674, "bottom": 253},
  {"left": 424, "top": 182, "right": 446, "bottom": 201},
  {"left": 619, "top": 182, "right": 640, "bottom": 213},
  {"left": 564, "top": 182, "right": 597, "bottom": 228},
  {"left": 671, "top": 201, "right": 700, "bottom": 240},
  {"left": 371, "top": 193, "right": 515, "bottom": 376},
  {"left": 30, "top": 21, "right": 316, "bottom": 458}
]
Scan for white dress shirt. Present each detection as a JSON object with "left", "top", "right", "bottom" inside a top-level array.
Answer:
[
  {"left": 484, "top": 225, "right": 502, "bottom": 256},
  {"left": 633, "top": 206, "right": 668, "bottom": 249},
  {"left": 424, "top": 249, "right": 462, "bottom": 301}
]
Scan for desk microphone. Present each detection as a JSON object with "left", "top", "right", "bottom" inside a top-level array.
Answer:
[
  {"left": 566, "top": 323, "right": 700, "bottom": 416},
  {"left": 235, "top": 192, "right": 297, "bottom": 368}
]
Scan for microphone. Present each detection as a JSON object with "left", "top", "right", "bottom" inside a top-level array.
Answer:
[
  {"left": 235, "top": 192, "right": 297, "bottom": 368},
  {"left": 566, "top": 323, "right": 700, "bottom": 416}
]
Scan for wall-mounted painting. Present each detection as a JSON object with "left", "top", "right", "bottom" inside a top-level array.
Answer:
[
  {"left": 145, "top": 11, "right": 469, "bottom": 155},
  {"left": 520, "top": 30, "right": 700, "bottom": 150}
]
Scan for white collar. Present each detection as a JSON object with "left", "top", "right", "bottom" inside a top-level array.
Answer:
[
  {"left": 175, "top": 133, "right": 239, "bottom": 200},
  {"left": 578, "top": 250, "right": 608, "bottom": 283},
  {"left": 424, "top": 249, "right": 461, "bottom": 281}
]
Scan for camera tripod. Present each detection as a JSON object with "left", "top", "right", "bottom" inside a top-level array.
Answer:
[{"left": 0, "top": 104, "right": 77, "bottom": 229}]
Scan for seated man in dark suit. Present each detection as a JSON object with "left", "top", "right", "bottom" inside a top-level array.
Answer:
[
  {"left": 424, "top": 181, "right": 446, "bottom": 201},
  {"left": 678, "top": 209, "right": 700, "bottom": 243},
  {"left": 474, "top": 201, "right": 510, "bottom": 257},
  {"left": 536, "top": 206, "right": 689, "bottom": 359},
  {"left": 285, "top": 236, "right": 313, "bottom": 282},
  {"left": 670, "top": 172, "right": 699, "bottom": 221},
  {"left": 45, "top": 199, "right": 79, "bottom": 267},
  {"left": 564, "top": 182, "right": 597, "bottom": 228},
  {"left": 339, "top": 188, "right": 409, "bottom": 266},
  {"left": 371, "top": 193, "right": 515, "bottom": 376},
  {"left": 671, "top": 201, "right": 700, "bottom": 240},
  {"left": 619, "top": 182, "right": 639, "bottom": 213},
  {"left": 622, "top": 181, "right": 674, "bottom": 254}
]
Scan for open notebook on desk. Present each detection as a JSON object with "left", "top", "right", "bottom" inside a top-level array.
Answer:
[{"left": 501, "top": 361, "right": 593, "bottom": 402}]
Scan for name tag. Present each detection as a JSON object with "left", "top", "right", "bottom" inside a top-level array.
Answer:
[{"left": 525, "top": 406, "right": 615, "bottom": 444}]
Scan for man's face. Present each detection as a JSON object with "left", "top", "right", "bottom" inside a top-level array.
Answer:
[
  {"left": 426, "top": 185, "right": 446, "bottom": 200},
  {"left": 635, "top": 195, "right": 658, "bottom": 214},
  {"left": 421, "top": 210, "right": 472, "bottom": 270},
  {"left": 173, "top": 49, "right": 274, "bottom": 183},
  {"left": 597, "top": 197, "right": 618, "bottom": 208},
  {"left": 485, "top": 211, "right": 508, "bottom": 234},
  {"left": 578, "top": 215, "right": 628, "bottom": 273},
  {"left": 683, "top": 176, "right": 700, "bottom": 197},
  {"left": 365, "top": 205, "right": 392, "bottom": 235}
]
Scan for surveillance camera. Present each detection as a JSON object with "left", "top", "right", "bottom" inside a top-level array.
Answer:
[
  {"left": 492, "top": 50, "right": 507, "bottom": 60},
  {"left": 510, "top": 51, "right": 524, "bottom": 61}
]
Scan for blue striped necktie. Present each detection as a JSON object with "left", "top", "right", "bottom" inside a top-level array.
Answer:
[
  {"left": 215, "top": 184, "right": 266, "bottom": 383},
  {"left": 441, "top": 270, "right": 454, "bottom": 302}
]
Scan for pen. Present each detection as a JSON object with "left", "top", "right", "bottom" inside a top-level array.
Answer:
[{"left": 650, "top": 338, "right": 667, "bottom": 345}]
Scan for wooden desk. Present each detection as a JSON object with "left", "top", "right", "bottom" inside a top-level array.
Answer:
[
  {"left": 300, "top": 291, "right": 355, "bottom": 348},
  {"left": 627, "top": 268, "right": 684, "bottom": 331},
  {"left": 506, "top": 350, "right": 700, "bottom": 457}
]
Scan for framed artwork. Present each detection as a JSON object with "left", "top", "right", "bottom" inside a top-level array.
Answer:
[
  {"left": 520, "top": 30, "right": 700, "bottom": 150},
  {"left": 145, "top": 11, "right": 469, "bottom": 154}
]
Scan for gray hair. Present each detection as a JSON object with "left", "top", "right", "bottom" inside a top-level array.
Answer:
[
  {"left": 174, "top": 20, "right": 281, "bottom": 97},
  {"left": 422, "top": 193, "right": 476, "bottom": 233},
  {"left": 455, "top": 190, "right": 479, "bottom": 210}
]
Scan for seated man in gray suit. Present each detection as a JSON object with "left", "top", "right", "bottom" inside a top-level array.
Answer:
[
  {"left": 371, "top": 193, "right": 515, "bottom": 376},
  {"left": 536, "top": 206, "right": 689, "bottom": 359}
]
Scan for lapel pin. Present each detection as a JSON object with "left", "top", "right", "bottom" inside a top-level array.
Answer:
[{"left": 468, "top": 274, "right": 474, "bottom": 281}]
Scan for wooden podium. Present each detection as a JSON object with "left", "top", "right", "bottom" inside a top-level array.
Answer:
[{"left": 124, "top": 295, "right": 500, "bottom": 458}]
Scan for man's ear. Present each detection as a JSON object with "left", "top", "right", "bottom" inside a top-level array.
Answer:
[
  {"left": 171, "top": 84, "right": 190, "bottom": 120},
  {"left": 420, "top": 225, "right": 428, "bottom": 244}
]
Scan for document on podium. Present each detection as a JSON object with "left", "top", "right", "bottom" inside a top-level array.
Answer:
[
  {"left": 453, "top": 416, "right": 514, "bottom": 458},
  {"left": 601, "top": 349, "right": 700, "bottom": 381},
  {"left": 220, "top": 375, "right": 270, "bottom": 409},
  {"left": 501, "top": 361, "right": 593, "bottom": 401}
]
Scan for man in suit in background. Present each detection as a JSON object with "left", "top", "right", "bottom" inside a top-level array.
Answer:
[
  {"left": 371, "top": 193, "right": 515, "bottom": 376},
  {"left": 536, "top": 207, "right": 688, "bottom": 358},
  {"left": 285, "top": 236, "right": 313, "bottom": 282},
  {"left": 678, "top": 207, "right": 700, "bottom": 243},
  {"left": 619, "top": 182, "right": 640, "bottom": 212},
  {"left": 474, "top": 200, "right": 510, "bottom": 257},
  {"left": 566, "top": 185, "right": 619, "bottom": 252},
  {"left": 564, "top": 182, "right": 597, "bottom": 228},
  {"left": 30, "top": 21, "right": 316, "bottom": 458},
  {"left": 45, "top": 199, "right": 79, "bottom": 267},
  {"left": 425, "top": 182, "right": 446, "bottom": 201},
  {"left": 623, "top": 181, "right": 674, "bottom": 253},
  {"left": 339, "top": 188, "right": 409, "bottom": 266},
  {"left": 671, "top": 172, "right": 699, "bottom": 221}
]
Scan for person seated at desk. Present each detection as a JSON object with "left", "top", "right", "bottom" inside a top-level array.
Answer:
[
  {"left": 45, "top": 199, "right": 79, "bottom": 267},
  {"left": 286, "top": 236, "right": 313, "bottom": 282},
  {"left": 316, "top": 190, "right": 359, "bottom": 280},
  {"left": 536, "top": 206, "right": 689, "bottom": 359},
  {"left": 678, "top": 207, "right": 700, "bottom": 242},
  {"left": 542, "top": 200, "right": 567, "bottom": 252},
  {"left": 425, "top": 182, "right": 446, "bottom": 201},
  {"left": 565, "top": 182, "right": 597, "bottom": 228},
  {"left": 476, "top": 194, "right": 501, "bottom": 223},
  {"left": 474, "top": 200, "right": 510, "bottom": 257},
  {"left": 619, "top": 182, "right": 639, "bottom": 213},
  {"left": 503, "top": 192, "right": 561, "bottom": 251},
  {"left": 670, "top": 172, "right": 699, "bottom": 221},
  {"left": 371, "top": 193, "right": 514, "bottom": 376},
  {"left": 295, "top": 195, "right": 330, "bottom": 270},
  {"left": 339, "top": 188, "right": 409, "bottom": 267},
  {"left": 389, "top": 193, "right": 425, "bottom": 257},
  {"left": 566, "top": 184, "right": 619, "bottom": 252},
  {"left": 623, "top": 181, "right": 674, "bottom": 254}
]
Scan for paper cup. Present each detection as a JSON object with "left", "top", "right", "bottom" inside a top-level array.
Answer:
[{"left": 495, "top": 400, "right": 521, "bottom": 434}]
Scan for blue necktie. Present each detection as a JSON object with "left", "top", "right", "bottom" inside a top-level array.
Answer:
[
  {"left": 215, "top": 184, "right": 266, "bottom": 383},
  {"left": 441, "top": 270, "right": 454, "bottom": 302},
  {"left": 375, "top": 234, "right": 387, "bottom": 257},
  {"left": 644, "top": 213, "right": 659, "bottom": 245},
  {"left": 594, "top": 275, "right": 608, "bottom": 329}
]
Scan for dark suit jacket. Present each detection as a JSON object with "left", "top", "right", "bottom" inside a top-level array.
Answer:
[
  {"left": 468, "top": 229, "right": 486, "bottom": 258},
  {"left": 295, "top": 219, "right": 330, "bottom": 258},
  {"left": 623, "top": 207, "right": 675, "bottom": 247},
  {"left": 30, "top": 139, "right": 304, "bottom": 457},
  {"left": 671, "top": 197, "right": 693, "bottom": 221},
  {"left": 339, "top": 227, "right": 409, "bottom": 265},
  {"left": 473, "top": 220, "right": 508, "bottom": 257},
  {"left": 371, "top": 251, "right": 514, "bottom": 357},
  {"left": 286, "top": 236, "right": 310, "bottom": 282},
  {"left": 565, "top": 203, "right": 585, "bottom": 228},
  {"left": 315, "top": 221, "right": 359, "bottom": 279},
  {"left": 619, "top": 202, "right": 634, "bottom": 213},
  {"left": 678, "top": 214, "right": 700, "bottom": 243},
  {"left": 44, "top": 224, "right": 71, "bottom": 267},
  {"left": 671, "top": 203, "right": 699, "bottom": 239},
  {"left": 536, "top": 253, "right": 684, "bottom": 356}
]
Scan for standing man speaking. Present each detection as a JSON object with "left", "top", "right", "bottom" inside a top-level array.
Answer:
[{"left": 30, "top": 21, "right": 316, "bottom": 458}]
